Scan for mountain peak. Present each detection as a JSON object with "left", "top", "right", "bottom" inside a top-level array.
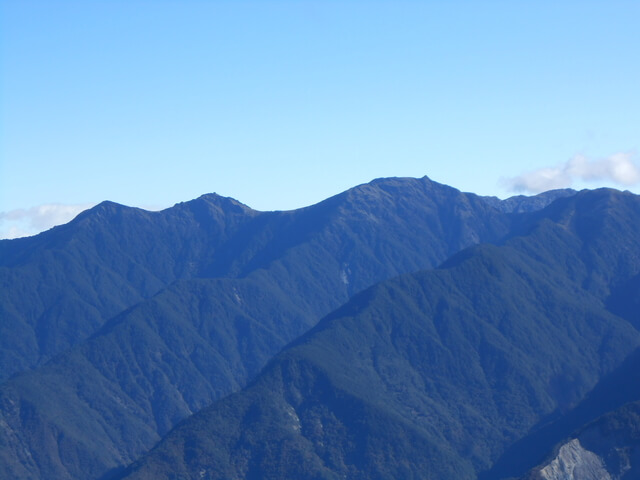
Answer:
[{"left": 194, "top": 193, "right": 254, "bottom": 211}]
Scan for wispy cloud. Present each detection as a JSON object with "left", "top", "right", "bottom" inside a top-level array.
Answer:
[
  {"left": 504, "top": 152, "right": 640, "bottom": 194},
  {"left": 0, "top": 203, "right": 95, "bottom": 240}
]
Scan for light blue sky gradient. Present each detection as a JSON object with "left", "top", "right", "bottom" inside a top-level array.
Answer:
[{"left": 2, "top": 1, "right": 639, "bottom": 238}]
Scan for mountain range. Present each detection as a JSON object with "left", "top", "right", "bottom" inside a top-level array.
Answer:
[{"left": 1, "top": 176, "right": 637, "bottom": 480}]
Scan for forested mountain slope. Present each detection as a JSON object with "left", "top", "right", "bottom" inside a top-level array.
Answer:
[
  {"left": 117, "top": 189, "right": 640, "bottom": 480},
  {"left": 0, "top": 195, "right": 258, "bottom": 381},
  {"left": 1, "top": 176, "right": 532, "bottom": 480},
  {"left": 1, "top": 177, "right": 523, "bottom": 382},
  {"left": 519, "top": 350, "right": 640, "bottom": 480}
]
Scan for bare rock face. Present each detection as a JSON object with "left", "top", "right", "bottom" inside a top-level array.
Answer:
[{"left": 535, "top": 439, "right": 610, "bottom": 480}]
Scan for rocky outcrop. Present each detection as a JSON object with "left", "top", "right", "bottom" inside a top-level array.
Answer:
[
  {"left": 534, "top": 439, "right": 610, "bottom": 480},
  {"left": 526, "top": 400, "right": 640, "bottom": 480}
]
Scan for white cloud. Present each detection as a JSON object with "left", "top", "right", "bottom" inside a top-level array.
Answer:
[
  {"left": 506, "top": 167, "right": 570, "bottom": 193},
  {"left": 505, "top": 152, "right": 640, "bottom": 194},
  {"left": 0, "top": 203, "right": 95, "bottom": 239}
]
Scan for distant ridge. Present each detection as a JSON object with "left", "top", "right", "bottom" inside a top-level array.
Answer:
[
  {"left": 8, "top": 178, "right": 640, "bottom": 480},
  {"left": 1, "top": 176, "right": 521, "bottom": 479},
  {"left": 116, "top": 187, "right": 640, "bottom": 480},
  {"left": 481, "top": 188, "right": 577, "bottom": 213}
]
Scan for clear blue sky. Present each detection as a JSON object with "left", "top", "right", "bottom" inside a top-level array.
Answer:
[{"left": 2, "top": 1, "right": 639, "bottom": 238}]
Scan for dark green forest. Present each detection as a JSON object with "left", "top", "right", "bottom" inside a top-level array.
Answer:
[{"left": 1, "top": 177, "right": 638, "bottom": 480}]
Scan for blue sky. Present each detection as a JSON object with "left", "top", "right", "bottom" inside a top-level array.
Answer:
[{"left": 1, "top": 1, "right": 639, "bottom": 238}]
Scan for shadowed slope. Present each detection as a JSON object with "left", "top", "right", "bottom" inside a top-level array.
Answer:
[
  {"left": 518, "top": 350, "right": 640, "bottom": 480},
  {"left": 481, "top": 349, "right": 640, "bottom": 480}
]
